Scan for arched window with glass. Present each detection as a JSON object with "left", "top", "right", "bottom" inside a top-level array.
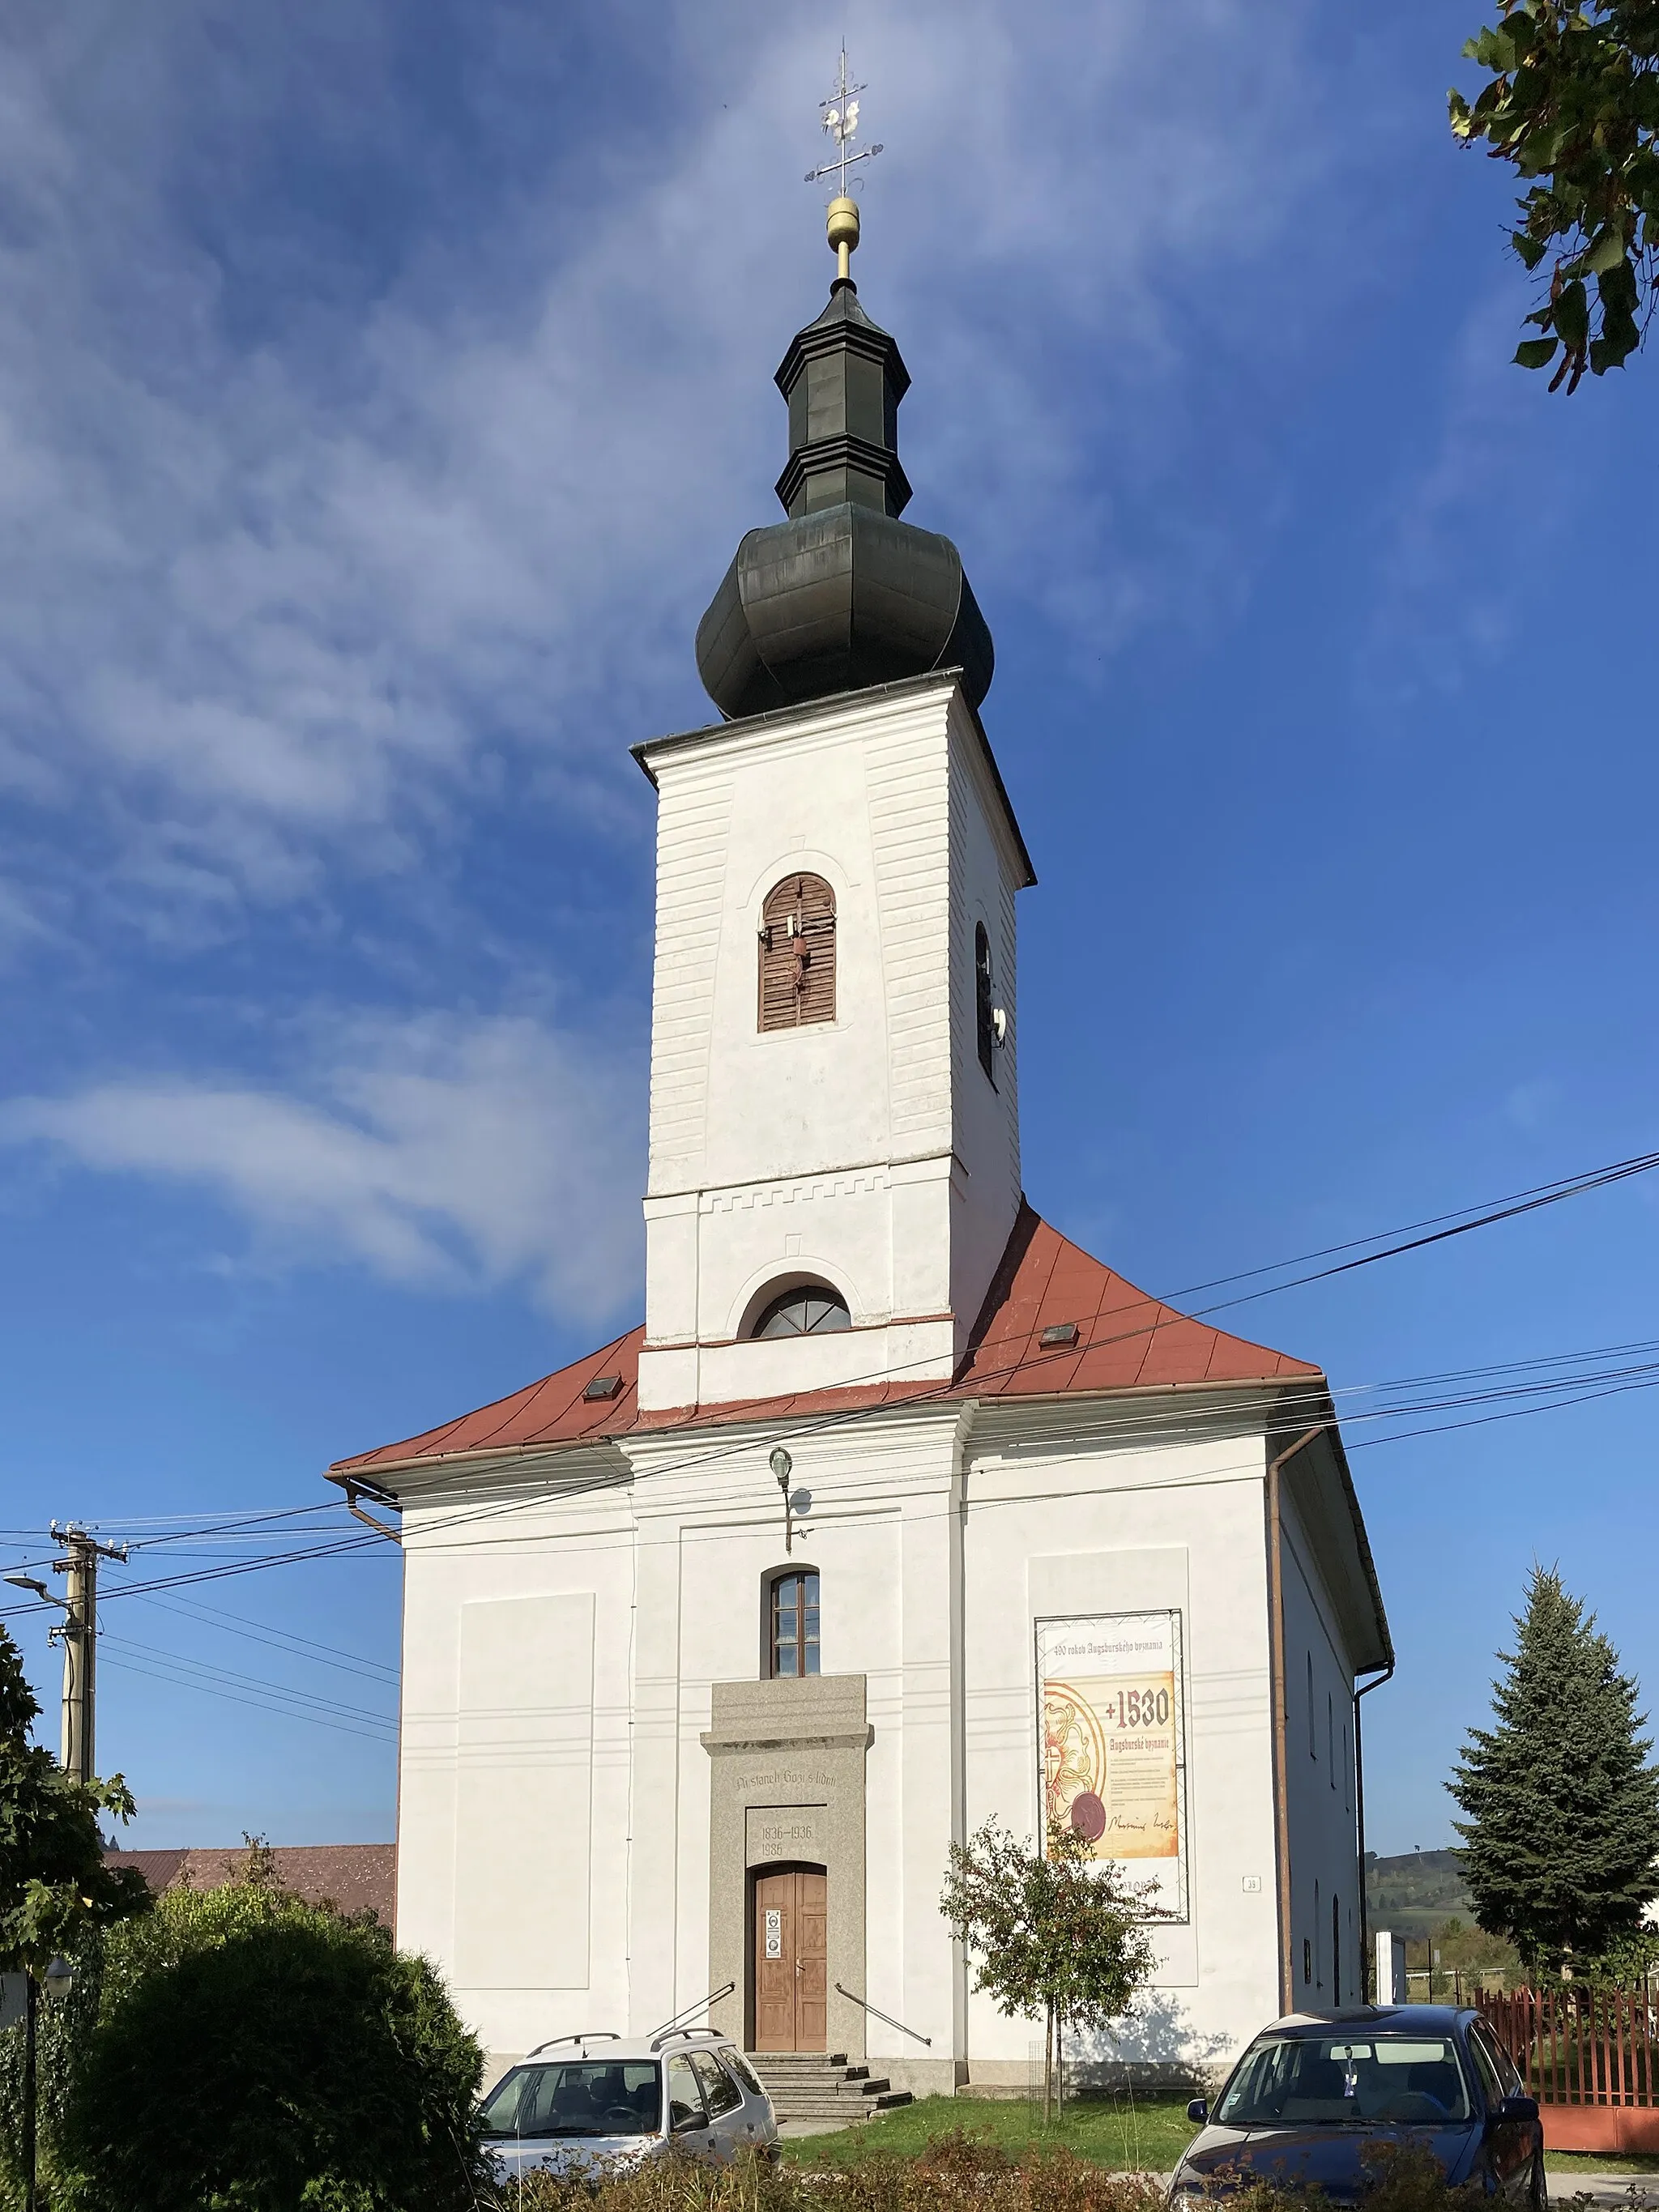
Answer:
[
  {"left": 767, "top": 1569, "right": 821, "bottom": 1678},
  {"left": 749, "top": 1283, "right": 850, "bottom": 1338}
]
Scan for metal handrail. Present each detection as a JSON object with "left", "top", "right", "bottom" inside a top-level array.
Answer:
[
  {"left": 648, "top": 1982, "right": 737, "bottom": 2048},
  {"left": 834, "top": 1982, "right": 932, "bottom": 2047}
]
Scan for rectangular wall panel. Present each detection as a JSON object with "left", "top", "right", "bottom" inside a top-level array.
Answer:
[{"left": 453, "top": 1592, "right": 595, "bottom": 1989}]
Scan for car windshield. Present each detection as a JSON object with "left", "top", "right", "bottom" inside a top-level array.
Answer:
[
  {"left": 480, "top": 2060, "right": 662, "bottom": 2139},
  {"left": 1215, "top": 2035, "right": 1472, "bottom": 2127}
]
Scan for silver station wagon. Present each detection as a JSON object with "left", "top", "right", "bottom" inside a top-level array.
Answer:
[{"left": 480, "top": 2027, "right": 782, "bottom": 2183}]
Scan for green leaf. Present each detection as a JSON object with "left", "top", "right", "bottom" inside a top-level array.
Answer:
[
  {"left": 1515, "top": 336, "right": 1562, "bottom": 367},
  {"left": 1584, "top": 224, "right": 1629, "bottom": 272},
  {"left": 1513, "top": 227, "right": 1551, "bottom": 267},
  {"left": 1555, "top": 275, "right": 1590, "bottom": 347},
  {"left": 1599, "top": 256, "right": 1640, "bottom": 313},
  {"left": 1593, "top": 281, "right": 1641, "bottom": 366}
]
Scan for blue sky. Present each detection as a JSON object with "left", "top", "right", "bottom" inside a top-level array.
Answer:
[{"left": 0, "top": 0, "right": 1655, "bottom": 1859}]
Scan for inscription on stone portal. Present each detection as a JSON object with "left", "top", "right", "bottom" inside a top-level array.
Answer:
[
  {"left": 731, "top": 1767, "right": 833, "bottom": 1796},
  {"left": 746, "top": 1804, "right": 825, "bottom": 1866}
]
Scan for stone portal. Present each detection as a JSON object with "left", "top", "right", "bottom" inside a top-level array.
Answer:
[{"left": 702, "top": 1674, "right": 869, "bottom": 2056}]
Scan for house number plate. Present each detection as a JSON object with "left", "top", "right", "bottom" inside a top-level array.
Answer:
[{"left": 764, "top": 1909, "right": 783, "bottom": 1958}]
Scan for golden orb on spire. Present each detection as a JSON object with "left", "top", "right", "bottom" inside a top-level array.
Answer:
[
  {"left": 826, "top": 195, "right": 859, "bottom": 282},
  {"left": 806, "top": 46, "right": 881, "bottom": 284}
]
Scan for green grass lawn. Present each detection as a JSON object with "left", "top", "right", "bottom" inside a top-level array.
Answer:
[
  {"left": 780, "top": 2093, "right": 1201, "bottom": 2172},
  {"left": 1544, "top": 2151, "right": 1659, "bottom": 2175},
  {"left": 779, "top": 2100, "right": 1659, "bottom": 2183}
]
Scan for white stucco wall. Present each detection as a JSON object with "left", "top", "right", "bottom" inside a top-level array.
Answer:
[
  {"left": 390, "top": 1398, "right": 1375, "bottom": 2091},
  {"left": 394, "top": 1451, "right": 638, "bottom": 2069},
  {"left": 1280, "top": 1494, "right": 1364, "bottom": 2010},
  {"left": 960, "top": 1405, "right": 1285, "bottom": 2078}
]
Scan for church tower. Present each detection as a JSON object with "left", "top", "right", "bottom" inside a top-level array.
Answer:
[{"left": 633, "top": 190, "right": 1034, "bottom": 1415}]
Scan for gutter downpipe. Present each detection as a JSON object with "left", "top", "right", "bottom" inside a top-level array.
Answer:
[
  {"left": 1267, "top": 1426, "right": 1324, "bottom": 2017},
  {"left": 1354, "top": 1661, "right": 1396, "bottom": 1998},
  {"left": 342, "top": 1480, "right": 401, "bottom": 1543}
]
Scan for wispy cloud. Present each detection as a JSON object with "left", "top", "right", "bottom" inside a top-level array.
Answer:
[
  {"left": 0, "top": 0, "right": 1359, "bottom": 940},
  {"left": 1356, "top": 287, "right": 1600, "bottom": 718},
  {"left": 0, "top": 1010, "right": 644, "bottom": 1323}
]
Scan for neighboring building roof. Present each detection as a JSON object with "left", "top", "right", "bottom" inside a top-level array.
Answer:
[
  {"left": 105, "top": 1846, "right": 189, "bottom": 1893},
  {"left": 104, "top": 1842, "right": 395, "bottom": 1926},
  {"left": 331, "top": 1203, "right": 1319, "bottom": 1478}
]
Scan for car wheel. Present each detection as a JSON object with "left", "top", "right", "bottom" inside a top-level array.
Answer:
[{"left": 1529, "top": 2150, "right": 1547, "bottom": 2211}]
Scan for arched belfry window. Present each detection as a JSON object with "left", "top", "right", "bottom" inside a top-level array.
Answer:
[
  {"left": 975, "top": 922, "right": 996, "bottom": 1083},
  {"left": 750, "top": 1283, "right": 851, "bottom": 1337},
  {"left": 767, "top": 1568, "right": 820, "bottom": 1678},
  {"left": 758, "top": 875, "right": 836, "bottom": 1031}
]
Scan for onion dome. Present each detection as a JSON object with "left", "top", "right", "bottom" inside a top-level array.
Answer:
[{"left": 695, "top": 197, "right": 994, "bottom": 721}]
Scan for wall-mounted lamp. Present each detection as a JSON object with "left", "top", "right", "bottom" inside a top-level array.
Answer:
[{"left": 770, "top": 1447, "right": 795, "bottom": 1552}]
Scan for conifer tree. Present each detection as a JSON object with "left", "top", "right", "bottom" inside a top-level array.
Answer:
[{"left": 1448, "top": 1566, "right": 1659, "bottom": 1974}]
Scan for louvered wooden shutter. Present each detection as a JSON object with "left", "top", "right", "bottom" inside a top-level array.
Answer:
[{"left": 758, "top": 874, "right": 836, "bottom": 1030}]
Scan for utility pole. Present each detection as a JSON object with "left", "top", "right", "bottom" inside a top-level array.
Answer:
[{"left": 49, "top": 1524, "right": 126, "bottom": 1784}]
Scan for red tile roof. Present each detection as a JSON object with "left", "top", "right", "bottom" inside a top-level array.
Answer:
[
  {"left": 104, "top": 1842, "right": 396, "bottom": 1926},
  {"left": 331, "top": 1204, "right": 1318, "bottom": 1477},
  {"left": 957, "top": 1205, "right": 1319, "bottom": 1396}
]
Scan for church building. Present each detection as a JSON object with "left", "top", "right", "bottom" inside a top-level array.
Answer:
[{"left": 331, "top": 184, "right": 1392, "bottom": 2098}]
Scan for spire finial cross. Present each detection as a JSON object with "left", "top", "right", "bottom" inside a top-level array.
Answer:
[{"left": 805, "top": 45, "right": 883, "bottom": 281}]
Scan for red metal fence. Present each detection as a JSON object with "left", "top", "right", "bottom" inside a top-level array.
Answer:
[{"left": 1478, "top": 1986, "right": 1659, "bottom": 2154}]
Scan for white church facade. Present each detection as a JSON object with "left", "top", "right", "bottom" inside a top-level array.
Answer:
[{"left": 331, "top": 196, "right": 1391, "bottom": 2097}]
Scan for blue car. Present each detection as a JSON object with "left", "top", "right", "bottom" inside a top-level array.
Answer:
[{"left": 1170, "top": 2006, "right": 1545, "bottom": 2206}]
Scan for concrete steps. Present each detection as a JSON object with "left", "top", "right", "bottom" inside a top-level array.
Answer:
[{"left": 746, "top": 2052, "right": 914, "bottom": 2125}]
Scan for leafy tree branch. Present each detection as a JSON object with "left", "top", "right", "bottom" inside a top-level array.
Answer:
[{"left": 1450, "top": 0, "right": 1659, "bottom": 389}]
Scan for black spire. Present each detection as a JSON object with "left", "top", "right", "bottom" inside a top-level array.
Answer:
[
  {"left": 774, "top": 279, "right": 912, "bottom": 518},
  {"left": 695, "top": 235, "right": 994, "bottom": 722}
]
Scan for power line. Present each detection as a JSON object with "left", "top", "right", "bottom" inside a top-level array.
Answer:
[
  {"left": 130, "top": 1592, "right": 399, "bottom": 1683},
  {"left": 386, "top": 1323, "right": 1659, "bottom": 1558},
  {"left": 0, "top": 1532, "right": 383, "bottom": 1623},
  {"left": 99, "top": 1632, "right": 397, "bottom": 1733},
  {"left": 325, "top": 1143, "right": 1659, "bottom": 1552},
  {"left": 1183, "top": 1149, "right": 1659, "bottom": 1319},
  {"left": 3, "top": 1323, "right": 1653, "bottom": 1622},
  {"left": 1160, "top": 1150, "right": 1659, "bottom": 1306},
  {"left": 97, "top": 1647, "right": 397, "bottom": 1746},
  {"left": 7, "top": 1144, "right": 1657, "bottom": 1625}
]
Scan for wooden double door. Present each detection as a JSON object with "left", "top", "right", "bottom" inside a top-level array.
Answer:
[{"left": 751, "top": 1865, "right": 826, "bottom": 2052}]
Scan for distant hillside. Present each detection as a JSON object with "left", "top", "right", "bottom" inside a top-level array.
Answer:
[{"left": 1366, "top": 1849, "right": 1474, "bottom": 1941}]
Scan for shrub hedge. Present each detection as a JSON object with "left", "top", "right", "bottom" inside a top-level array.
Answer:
[{"left": 488, "top": 2129, "right": 1483, "bottom": 2212}]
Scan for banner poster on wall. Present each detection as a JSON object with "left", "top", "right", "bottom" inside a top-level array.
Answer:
[{"left": 1036, "top": 1609, "right": 1189, "bottom": 1920}]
